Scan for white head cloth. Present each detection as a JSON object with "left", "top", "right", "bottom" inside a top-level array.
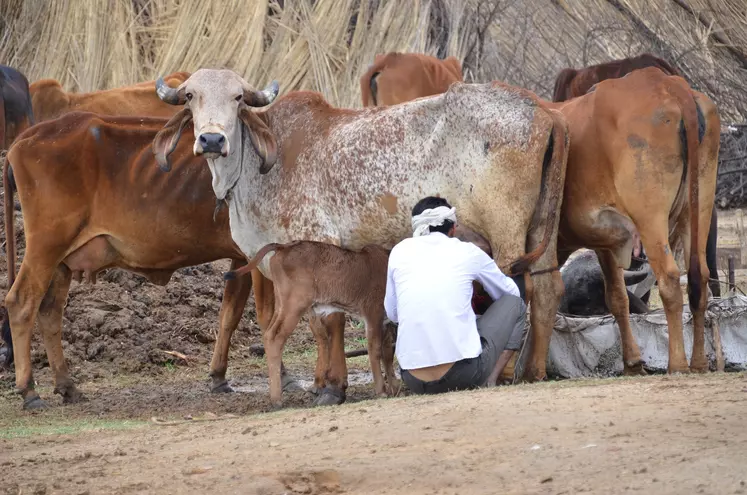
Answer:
[{"left": 411, "top": 206, "right": 457, "bottom": 237}]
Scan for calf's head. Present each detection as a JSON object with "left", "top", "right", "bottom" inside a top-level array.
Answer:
[{"left": 152, "top": 68, "right": 280, "bottom": 182}]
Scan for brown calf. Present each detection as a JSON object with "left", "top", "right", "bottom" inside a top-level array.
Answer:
[
  {"left": 226, "top": 241, "right": 397, "bottom": 404},
  {"left": 360, "top": 52, "right": 463, "bottom": 107}
]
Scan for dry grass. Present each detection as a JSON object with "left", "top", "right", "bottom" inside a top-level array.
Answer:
[{"left": 0, "top": 0, "right": 745, "bottom": 118}]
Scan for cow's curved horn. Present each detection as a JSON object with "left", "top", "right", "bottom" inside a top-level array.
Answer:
[
  {"left": 156, "top": 77, "right": 186, "bottom": 105},
  {"left": 243, "top": 80, "right": 280, "bottom": 107}
]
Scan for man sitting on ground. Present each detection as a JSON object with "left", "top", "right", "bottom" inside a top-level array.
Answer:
[{"left": 384, "top": 196, "right": 527, "bottom": 394}]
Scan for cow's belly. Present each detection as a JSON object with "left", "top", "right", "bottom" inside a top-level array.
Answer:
[{"left": 64, "top": 231, "right": 241, "bottom": 281}]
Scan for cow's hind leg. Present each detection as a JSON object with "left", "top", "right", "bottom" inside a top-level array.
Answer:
[
  {"left": 382, "top": 322, "right": 398, "bottom": 395},
  {"left": 596, "top": 250, "right": 646, "bottom": 375},
  {"left": 313, "top": 312, "right": 348, "bottom": 406},
  {"left": 638, "top": 228, "right": 689, "bottom": 374},
  {"left": 209, "top": 258, "right": 253, "bottom": 393},
  {"left": 5, "top": 258, "right": 60, "bottom": 409},
  {"left": 685, "top": 205, "right": 713, "bottom": 373},
  {"left": 364, "top": 314, "right": 386, "bottom": 397},
  {"left": 521, "top": 249, "right": 564, "bottom": 383},
  {"left": 36, "top": 265, "right": 82, "bottom": 403}
]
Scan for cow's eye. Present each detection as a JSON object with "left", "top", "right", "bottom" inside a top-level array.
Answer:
[
  {"left": 186, "top": 93, "right": 193, "bottom": 101},
  {"left": 235, "top": 95, "right": 242, "bottom": 101}
]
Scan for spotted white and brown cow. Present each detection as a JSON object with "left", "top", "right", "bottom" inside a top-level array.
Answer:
[{"left": 152, "top": 69, "right": 570, "bottom": 406}]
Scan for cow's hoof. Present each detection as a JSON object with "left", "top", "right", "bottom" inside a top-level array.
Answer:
[
  {"left": 281, "top": 375, "right": 304, "bottom": 393},
  {"left": 268, "top": 402, "right": 283, "bottom": 412},
  {"left": 623, "top": 361, "right": 647, "bottom": 376},
  {"left": 23, "top": 396, "right": 47, "bottom": 410},
  {"left": 307, "top": 384, "right": 322, "bottom": 396},
  {"left": 668, "top": 365, "right": 690, "bottom": 375},
  {"left": 312, "top": 387, "right": 346, "bottom": 407},
  {"left": 690, "top": 359, "right": 710, "bottom": 373},
  {"left": 211, "top": 382, "right": 234, "bottom": 394}
]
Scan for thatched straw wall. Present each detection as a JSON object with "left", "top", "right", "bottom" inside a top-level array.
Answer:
[{"left": 0, "top": 0, "right": 745, "bottom": 120}]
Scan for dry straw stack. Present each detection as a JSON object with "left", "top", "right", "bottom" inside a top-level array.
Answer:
[
  {"left": 0, "top": 0, "right": 477, "bottom": 109},
  {"left": 0, "top": 0, "right": 745, "bottom": 119}
]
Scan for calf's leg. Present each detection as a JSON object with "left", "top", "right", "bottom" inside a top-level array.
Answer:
[
  {"left": 313, "top": 311, "right": 348, "bottom": 406},
  {"left": 308, "top": 311, "right": 331, "bottom": 395},
  {"left": 263, "top": 305, "right": 306, "bottom": 408},
  {"left": 209, "top": 258, "right": 252, "bottom": 393},
  {"left": 251, "top": 270, "right": 301, "bottom": 391}
]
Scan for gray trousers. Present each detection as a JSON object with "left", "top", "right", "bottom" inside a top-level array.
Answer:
[{"left": 402, "top": 294, "right": 527, "bottom": 394}]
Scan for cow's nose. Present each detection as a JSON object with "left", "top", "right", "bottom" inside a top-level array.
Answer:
[{"left": 198, "top": 133, "right": 226, "bottom": 154}]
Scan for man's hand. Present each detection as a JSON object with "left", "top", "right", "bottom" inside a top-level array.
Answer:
[{"left": 486, "top": 350, "right": 515, "bottom": 387}]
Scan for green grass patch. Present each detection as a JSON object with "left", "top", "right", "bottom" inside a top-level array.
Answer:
[{"left": 0, "top": 418, "right": 147, "bottom": 439}]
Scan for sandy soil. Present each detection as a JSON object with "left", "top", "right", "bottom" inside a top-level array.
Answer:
[
  {"left": 2, "top": 172, "right": 747, "bottom": 494},
  {"left": 2, "top": 373, "right": 746, "bottom": 495}
]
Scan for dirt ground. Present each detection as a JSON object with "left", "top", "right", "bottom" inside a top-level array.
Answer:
[
  {"left": 2, "top": 182, "right": 747, "bottom": 493},
  {"left": 1, "top": 373, "right": 746, "bottom": 494}
]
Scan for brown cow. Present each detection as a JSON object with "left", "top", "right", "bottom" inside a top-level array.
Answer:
[
  {"left": 2, "top": 109, "right": 347, "bottom": 409},
  {"left": 29, "top": 71, "right": 192, "bottom": 122},
  {"left": 527, "top": 67, "right": 719, "bottom": 380},
  {"left": 152, "top": 69, "right": 568, "bottom": 407},
  {"left": 225, "top": 241, "right": 399, "bottom": 399},
  {"left": 551, "top": 53, "right": 680, "bottom": 103},
  {"left": 4, "top": 72, "right": 350, "bottom": 408},
  {"left": 0, "top": 65, "right": 35, "bottom": 151},
  {"left": 552, "top": 53, "right": 722, "bottom": 300},
  {"left": 360, "top": 52, "right": 463, "bottom": 107}
]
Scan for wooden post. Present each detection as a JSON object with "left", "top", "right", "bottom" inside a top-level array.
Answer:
[
  {"left": 712, "top": 319, "right": 725, "bottom": 372},
  {"left": 738, "top": 209, "right": 747, "bottom": 266},
  {"left": 728, "top": 256, "right": 736, "bottom": 293}
]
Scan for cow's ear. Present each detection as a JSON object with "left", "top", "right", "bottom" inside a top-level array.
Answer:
[
  {"left": 152, "top": 107, "right": 192, "bottom": 172},
  {"left": 239, "top": 106, "right": 277, "bottom": 174}
]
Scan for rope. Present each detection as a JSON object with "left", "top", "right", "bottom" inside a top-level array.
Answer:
[
  {"left": 628, "top": 254, "right": 745, "bottom": 296},
  {"left": 528, "top": 266, "right": 559, "bottom": 277}
]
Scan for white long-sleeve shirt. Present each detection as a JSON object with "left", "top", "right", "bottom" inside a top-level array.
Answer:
[{"left": 384, "top": 232, "right": 520, "bottom": 370}]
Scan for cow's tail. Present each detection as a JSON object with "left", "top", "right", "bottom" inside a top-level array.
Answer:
[
  {"left": 359, "top": 56, "right": 388, "bottom": 107},
  {"left": 551, "top": 68, "right": 577, "bottom": 102},
  {"left": 223, "top": 243, "right": 283, "bottom": 281},
  {"left": 0, "top": 85, "right": 6, "bottom": 150},
  {"left": 507, "top": 108, "right": 569, "bottom": 276},
  {"left": 2, "top": 151, "right": 16, "bottom": 366},
  {"left": 668, "top": 78, "right": 703, "bottom": 312}
]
